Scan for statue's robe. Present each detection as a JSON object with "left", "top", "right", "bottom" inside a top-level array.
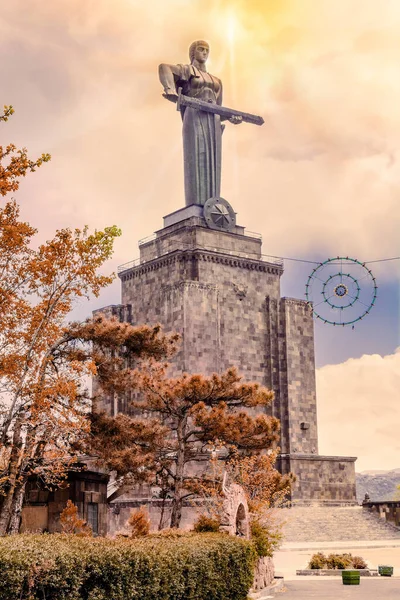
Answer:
[{"left": 175, "top": 65, "right": 223, "bottom": 207}]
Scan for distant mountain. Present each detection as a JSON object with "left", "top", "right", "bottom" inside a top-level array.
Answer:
[
  {"left": 356, "top": 468, "right": 400, "bottom": 503},
  {"left": 360, "top": 468, "right": 400, "bottom": 476}
]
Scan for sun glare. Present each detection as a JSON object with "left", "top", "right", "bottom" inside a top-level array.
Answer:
[
  {"left": 224, "top": 10, "right": 240, "bottom": 207},
  {"left": 226, "top": 11, "right": 237, "bottom": 48}
]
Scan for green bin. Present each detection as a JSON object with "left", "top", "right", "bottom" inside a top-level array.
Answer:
[
  {"left": 378, "top": 565, "right": 393, "bottom": 577},
  {"left": 342, "top": 570, "right": 360, "bottom": 585}
]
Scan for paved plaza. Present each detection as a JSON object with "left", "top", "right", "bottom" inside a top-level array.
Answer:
[
  {"left": 270, "top": 542, "right": 400, "bottom": 598},
  {"left": 273, "top": 578, "right": 400, "bottom": 599},
  {"left": 275, "top": 541, "right": 400, "bottom": 578}
]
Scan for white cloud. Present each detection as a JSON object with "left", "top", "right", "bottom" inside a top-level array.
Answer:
[{"left": 316, "top": 349, "right": 400, "bottom": 471}]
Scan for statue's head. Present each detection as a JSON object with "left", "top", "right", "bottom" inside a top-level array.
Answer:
[{"left": 189, "top": 40, "right": 209, "bottom": 65}]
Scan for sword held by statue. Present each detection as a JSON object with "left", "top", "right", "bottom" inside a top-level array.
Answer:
[{"left": 174, "top": 88, "right": 264, "bottom": 126}]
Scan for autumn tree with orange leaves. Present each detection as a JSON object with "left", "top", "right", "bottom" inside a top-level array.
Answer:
[
  {"left": 0, "top": 106, "right": 123, "bottom": 534},
  {"left": 139, "top": 368, "right": 281, "bottom": 528},
  {"left": 90, "top": 361, "right": 281, "bottom": 529},
  {"left": 0, "top": 106, "right": 50, "bottom": 197},
  {"left": 0, "top": 105, "right": 289, "bottom": 536}
]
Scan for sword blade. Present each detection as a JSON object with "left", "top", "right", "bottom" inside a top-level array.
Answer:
[{"left": 177, "top": 94, "right": 264, "bottom": 126}]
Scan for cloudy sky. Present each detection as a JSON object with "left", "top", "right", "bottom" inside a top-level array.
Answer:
[{"left": 1, "top": 0, "right": 399, "bottom": 471}]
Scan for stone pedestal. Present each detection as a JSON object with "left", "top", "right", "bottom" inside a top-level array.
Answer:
[
  {"left": 103, "top": 209, "right": 357, "bottom": 504},
  {"left": 278, "top": 454, "right": 357, "bottom": 505}
]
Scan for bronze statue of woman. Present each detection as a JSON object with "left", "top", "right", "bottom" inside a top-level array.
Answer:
[{"left": 159, "top": 40, "right": 241, "bottom": 207}]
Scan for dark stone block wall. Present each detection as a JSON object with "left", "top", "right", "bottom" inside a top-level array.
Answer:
[
  {"left": 120, "top": 218, "right": 282, "bottom": 387},
  {"left": 97, "top": 213, "right": 357, "bottom": 505},
  {"left": 278, "top": 455, "right": 357, "bottom": 505},
  {"left": 363, "top": 501, "right": 400, "bottom": 527},
  {"left": 278, "top": 298, "right": 319, "bottom": 456}
]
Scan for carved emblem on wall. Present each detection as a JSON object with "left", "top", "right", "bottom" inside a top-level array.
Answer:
[
  {"left": 232, "top": 283, "right": 248, "bottom": 300},
  {"left": 204, "top": 197, "right": 236, "bottom": 232}
]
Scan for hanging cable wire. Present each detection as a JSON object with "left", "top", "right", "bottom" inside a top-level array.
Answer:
[
  {"left": 365, "top": 257, "right": 400, "bottom": 264},
  {"left": 119, "top": 241, "right": 400, "bottom": 272}
]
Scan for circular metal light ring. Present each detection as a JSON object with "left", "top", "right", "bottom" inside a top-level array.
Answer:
[
  {"left": 305, "top": 257, "right": 378, "bottom": 327},
  {"left": 321, "top": 273, "right": 360, "bottom": 309},
  {"left": 334, "top": 283, "right": 348, "bottom": 297}
]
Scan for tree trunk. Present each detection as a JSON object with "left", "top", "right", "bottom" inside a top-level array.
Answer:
[
  {"left": 7, "top": 481, "right": 26, "bottom": 534},
  {"left": 158, "top": 491, "right": 170, "bottom": 531},
  {"left": 169, "top": 419, "right": 186, "bottom": 529},
  {"left": 170, "top": 493, "right": 183, "bottom": 529},
  {"left": 0, "top": 419, "right": 23, "bottom": 536},
  {"left": 0, "top": 488, "right": 13, "bottom": 535}
]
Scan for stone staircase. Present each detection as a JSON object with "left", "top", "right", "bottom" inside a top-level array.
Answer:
[{"left": 280, "top": 506, "right": 400, "bottom": 542}]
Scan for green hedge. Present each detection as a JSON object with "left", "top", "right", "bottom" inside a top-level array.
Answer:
[{"left": 0, "top": 533, "right": 256, "bottom": 600}]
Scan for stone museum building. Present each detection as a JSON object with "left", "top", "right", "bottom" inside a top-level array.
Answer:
[{"left": 99, "top": 202, "right": 357, "bottom": 506}]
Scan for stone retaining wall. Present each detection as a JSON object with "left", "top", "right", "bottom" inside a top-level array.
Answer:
[
  {"left": 363, "top": 500, "right": 400, "bottom": 528},
  {"left": 252, "top": 557, "right": 275, "bottom": 590},
  {"left": 296, "top": 569, "right": 378, "bottom": 576}
]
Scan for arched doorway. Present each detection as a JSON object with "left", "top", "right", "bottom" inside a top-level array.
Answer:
[{"left": 235, "top": 503, "right": 247, "bottom": 537}]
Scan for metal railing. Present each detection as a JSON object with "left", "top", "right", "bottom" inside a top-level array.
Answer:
[
  {"left": 139, "top": 229, "right": 262, "bottom": 245},
  {"left": 261, "top": 254, "right": 284, "bottom": 267},
  {"left": 244, "top": 230, "right": 262, "bottom": 240},
  {"left": 117, "top": 257, "right": 141, "bottom": 273},
  {"left": 138, "top": 233, "right": 157, "bottom": 246}
]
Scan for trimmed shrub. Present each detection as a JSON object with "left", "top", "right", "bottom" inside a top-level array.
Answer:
[
  {"left": 326, "top": 553, "right": 353, "bottom": 570},
  {"left": 351, "top": 556, "right": 367, "bottom": 569},
  {"left": 193, "top": 515, "right": 221, "bottom": 533},
  {"left": 149, "top": 528, "right": 189, "bottom": 539},
  {"left": 308, "top": 552, "right": 327, "bottom": 569},
  {"left": 0, "top": 533, "right": 257, "bottom": 600},
  {"left": 308, "top": 552, "right": 367, "bottom": 570}
]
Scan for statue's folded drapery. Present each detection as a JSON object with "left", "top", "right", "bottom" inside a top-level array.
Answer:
[{"left": 160, "top": 63, "right": 223, "bottom": 207}]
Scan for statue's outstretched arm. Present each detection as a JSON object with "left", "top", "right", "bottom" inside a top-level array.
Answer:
[{"left": 158, "top": 63, "right": 182, "bottom": 102}]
